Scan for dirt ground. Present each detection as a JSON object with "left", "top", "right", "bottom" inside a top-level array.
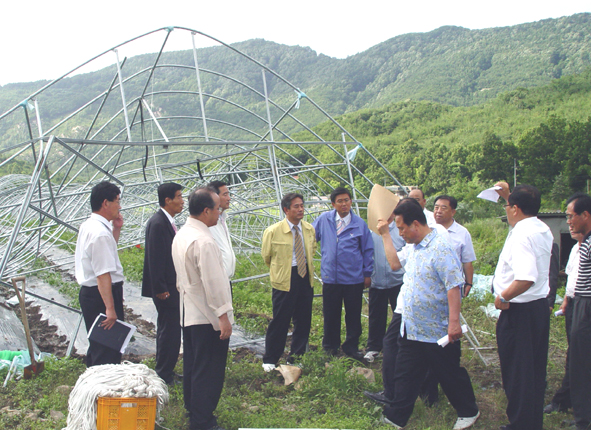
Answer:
[{"left": 0, "top": 286, "right": 157, "bottom": 363}]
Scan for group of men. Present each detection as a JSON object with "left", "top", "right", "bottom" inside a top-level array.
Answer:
[
  {"left": 75, "top": 181, "right": 235, "bottom": 430},
  {"left": 74, "top": 178, "right": 591, "bottom": 430}
]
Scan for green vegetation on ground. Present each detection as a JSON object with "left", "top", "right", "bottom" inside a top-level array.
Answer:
[{"left": 0, "top": 221, "right": 573, "bottom": 429}]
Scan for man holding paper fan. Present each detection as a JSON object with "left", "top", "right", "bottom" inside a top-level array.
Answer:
[{"left": 376, "top": 198, "right": 479, "bottom": 430}]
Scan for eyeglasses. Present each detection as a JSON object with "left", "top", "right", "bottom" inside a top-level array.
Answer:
[
  {"left": 566, "top": 213, "right": 578, "bottom": 220},
  {"left": 335, "top": 198, "right": 351, "bottom": 204}
]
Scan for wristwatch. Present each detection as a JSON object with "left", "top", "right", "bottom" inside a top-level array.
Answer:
[{"left": 499, "top": 295, "right": 508, "bottom": 303}]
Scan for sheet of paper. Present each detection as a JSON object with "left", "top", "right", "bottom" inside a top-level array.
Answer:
[
  {"left": 437, "top": 324, "right": 468, "bottom": 347},
  {"left": 367, "top": 184, "right": 400, "bottom": 234},
  {"left": 476, "top": 186, "right": 502, "bottom": 203}
]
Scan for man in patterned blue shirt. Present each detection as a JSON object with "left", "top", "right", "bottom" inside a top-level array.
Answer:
[{"left": 376, "top": 198, "right": 479, "bottom": 430}]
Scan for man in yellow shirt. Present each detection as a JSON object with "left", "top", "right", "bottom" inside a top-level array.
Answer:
[{"left": 261, "top": 193, "right": 316, "bottom": 371}]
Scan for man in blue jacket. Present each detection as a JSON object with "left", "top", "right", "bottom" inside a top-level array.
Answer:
[{"left": 313, "top": 187, "right": 374, "bottom": 360}]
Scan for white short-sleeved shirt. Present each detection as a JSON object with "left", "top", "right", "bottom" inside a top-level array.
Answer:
[
  {"left": 75, "top": 213, "right": 124, "bottom": 286},
  {"left": 209, "top": 211, "right": 236, "bottom": 278},
  {"left": 493, "top": 217, "right": 553, "bottom": 303},
  {"left": 424, "top": 209, "right": 436, "bottom": 228},
  {"left": 565, "top": 242, "right": 580, "bottom": 298},
  {"left": 447, "top": 220, "right": 476, "bottom": 264}
]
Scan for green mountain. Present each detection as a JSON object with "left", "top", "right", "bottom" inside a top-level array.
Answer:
[
  {"left": 1, "top": 13, "right": 591, "bottom": 145},
  {"left": 293, "top": 68, "right": 591, "bottom": 209}
]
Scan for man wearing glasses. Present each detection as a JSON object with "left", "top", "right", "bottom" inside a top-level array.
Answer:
[
  {"left": 493, "top": 181, "right": 553, "bottom": 430},
  {"left": 313, "top": 187, "right": 374, "bottom": 360}
]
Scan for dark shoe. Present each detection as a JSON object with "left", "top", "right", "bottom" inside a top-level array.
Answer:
[
  {"left": 345, "top": 351, "right": 366, "bottom": 362},
  {"left": 380, "top": 414, "right": 404, "bottom": 429},
  {"left": 324, "top": 348, "right": 338, "bottom": 357},
  {"left": 166, "top": 378, "right": 182, "bottom": 387},
  {"left": 545, "top": 401, "right": 568, "bottom": 414},
  {"left": 364, "top": 390, "right": 392, "bottom": 406}
]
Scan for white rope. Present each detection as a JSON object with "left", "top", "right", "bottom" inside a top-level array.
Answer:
[{"left": 62, "top": 361, "right": 169, "bottom": 430}]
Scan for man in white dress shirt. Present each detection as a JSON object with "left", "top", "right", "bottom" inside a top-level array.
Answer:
[
  {"left": 433, "top": 195, "right": 475, "bottom": 297},
  {"left": 408, "top": 188, "right": 435, "bottom": 227},
  {"left": 544, "top": 230, "right": 583, "bottom": 414},
  {"left": 208, "top": 181, "right": 236, "bottom": 280},
  {"left": 493, "top": 182, "right": 553, "bottom": 430},
  {"left": 75, "top": 181, "right": 125, "bottom": 367}
]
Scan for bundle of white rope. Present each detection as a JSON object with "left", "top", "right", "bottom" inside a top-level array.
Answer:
[{"left": 62, "top": 361, "right": 169, "bottom": 430}]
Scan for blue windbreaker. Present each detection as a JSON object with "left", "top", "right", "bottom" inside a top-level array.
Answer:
[{"left": 313, "top": 209, "right": 374, "bottom": 285}]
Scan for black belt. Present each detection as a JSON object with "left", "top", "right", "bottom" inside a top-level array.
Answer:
[{"left": 82, "top": 281, "right": 124, "bottom": 288}]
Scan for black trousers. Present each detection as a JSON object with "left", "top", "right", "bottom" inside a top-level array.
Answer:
[
  {"left": 381, "top": 312, "right": 402, "bottom": 400},
  {"left": 183, "top": 324, "right": 229, "bottom": 430},
  {"left": 79, "top": 282, "right": 125, "bottom": 367},
  {"left": 552, "top": 297, "right": 574, "bottom": 409},
  {"left": 366, "top": 285, "right": 401, "bottom": 352},
  {"left": 322, "top": 282, "right": 364, "bottom": 355},
  {"left": 153, "top": 291, "right": 181, "bottom": 384},
  {"left": 570, "top": 296, "right": 591, "bottom": 429},
  {"left": 383, "top": 332, "right": 479, "bottom": 427},
  {"left": 497, "top": 298, "right": 549, "bottom": 430},
  {"left": 263, "top": 267, "right": 313, "bottom": 364}
]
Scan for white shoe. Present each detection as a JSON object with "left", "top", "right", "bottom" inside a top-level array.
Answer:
[
  {"left": 262, "top": 363, "right": 276, "bottom": 373},
  {"left": 380, "top": 414, "right": 404, "bottom": 429},
  {"left": 452, "top": 411, "right": 480, "bottom": 430},
  {"left": 364, "top": 350, "right": 380, "bottom": 362}
]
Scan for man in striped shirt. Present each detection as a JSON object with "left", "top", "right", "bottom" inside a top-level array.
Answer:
[{"left": 565, "top": 193, "right": 591, "bottom": 430}]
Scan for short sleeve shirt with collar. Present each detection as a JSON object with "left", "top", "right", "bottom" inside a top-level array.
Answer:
[
  {"left": 447, "top": 220, "right": 476, "bottom": 264},
  {"left": 493, "top": 217, "right": 553, "bottom": 303},
  {"left": 75, "top": 213, "right": 124, "bottom": 286},
  {"left": 400, "top": 229, "right": 464, "bottom": 343},
  {"left": 565, "top": 241, "right": 580, "bottom": 298}
]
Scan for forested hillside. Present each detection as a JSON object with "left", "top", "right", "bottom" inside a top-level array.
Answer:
[
  {"left": 291, "top": 68, "right": 591, "bottom": 216},
  {"left": 1, "top": 13, "right": 591, "bottom": 132}
]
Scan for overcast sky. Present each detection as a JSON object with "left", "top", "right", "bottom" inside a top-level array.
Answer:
[{"left": 1, "top": 1, "right": 589, "bottom": 86}]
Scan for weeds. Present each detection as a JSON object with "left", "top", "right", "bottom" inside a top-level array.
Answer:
[{"left": 0, "top": 217, "right": 575, "bottom": 429}]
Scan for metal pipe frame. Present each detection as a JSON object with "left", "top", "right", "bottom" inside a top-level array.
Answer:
[{"left": 0, "top": 26, "right": 403, "bottom": 289}]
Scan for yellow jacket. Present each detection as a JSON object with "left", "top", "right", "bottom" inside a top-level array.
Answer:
[{"left": 261, "top": 219, "right": 316, "bottom": 291}]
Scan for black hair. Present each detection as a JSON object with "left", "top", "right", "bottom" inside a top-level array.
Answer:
[
  {"left": 188, "top": 186, "right": 217, "bottom": 216},
  {"left": 508, "top": 184, "right": 541, "bottom": 216},
  {"left": 208, "top": 180, "right": 228, "bottom": 195},
  {"left": 158, "top": 183, "right": 183, "bottom": 207},
  {"left": 566, "top": 192, "right": 591, "bottom": 216},
  {"left": 393, "top": 198, "right": 427, "bottom": 226},
  {"left": 281, "top": 193, "right": 304, "bottom": 212},
  {"left": 409, "top": 188, "right": 425, "bottom": 199},
  {"left": 434, "top": 195, "right": 458, "bottom": 210},
  {"left": 330, "top": 187, "right": 351, "bottom": 203},
  {"left": 90, "top": 181, "right": 120, "bottom": 212}
]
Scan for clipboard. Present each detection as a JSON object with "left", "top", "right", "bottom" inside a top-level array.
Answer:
[{"left": 88, "top": 313, "right": 136, "bottom": 354}]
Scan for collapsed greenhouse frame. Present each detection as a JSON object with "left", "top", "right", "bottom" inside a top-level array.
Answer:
[{"left": 0, "top": 25, "right": 402, "bottom": 284}]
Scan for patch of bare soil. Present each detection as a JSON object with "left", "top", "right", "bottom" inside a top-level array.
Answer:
[{"left": 0, "top": 285, "right": 157, "bottom": 362}]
